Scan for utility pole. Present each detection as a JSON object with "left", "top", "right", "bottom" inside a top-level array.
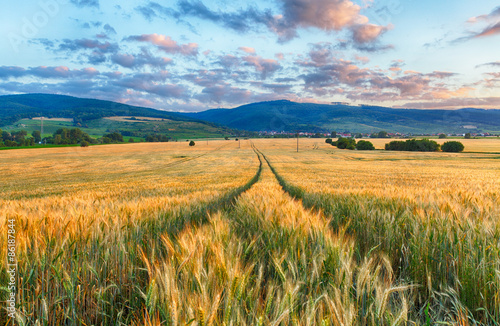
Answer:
[
  {"left": 41, "top": 116, "right": 43, "bottom": 145},
  {"left": 296, "top": 131, "right": 299, "bottom": 152}
]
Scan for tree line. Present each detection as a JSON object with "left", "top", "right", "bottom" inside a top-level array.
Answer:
[
  {"left": 326, "top": 136, "right": 465, "bottom": 152},
  {"left": 0, "top": 128, "right": 128, "bottom": 147}
]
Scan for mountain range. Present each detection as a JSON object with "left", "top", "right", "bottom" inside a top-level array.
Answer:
[
  {"left": 182, "top": 100, "right": 500, "bottom": 134},
  {"left": 1, "top": 94, "right": 500, "bottom": 134}
]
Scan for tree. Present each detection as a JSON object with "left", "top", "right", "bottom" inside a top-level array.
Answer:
[
  {"left": 378, "top": 131, "right": 388, "bottom": 138},
  {"left": 385, "top": 139, "right": 440, "bottom": 152},
  {"left": 32, "top": 130, "right": 41, "bottom": 143},
  {"left": 441, "top": 141, "right": 464, "bottom": 152},
  {"left": 104, "top": 132, "right": 123, "bottom": 143},
  {"left": 325, "top": 138, "right": 333, "bottom": 144},
  {"left": 464, "top": 133, "right": 471, "bottom": 139},
  {"left": 80, "top": 140, "right": 89, "bottom": 147},
  {"left": 337, "top": 137, "right": 356, "bottom": 150},
  {"left": 438, "top": 133, "right": 447, "bottom": 139},
  {"left": 53, "top": 134, "right": 62, "bottom": 145},
  {"left": 225, "top": 137, "right": 229, "bottom": 140},
  {"left": 356, "top": 140, "right": 375, "bottom": 150},
  {"left": 128, "top": 138, "right": 134, "bottom": 142},
  {"left": 2, "top": 131, "right": 11, "bottom": 142},
  {"left": 189, "top": 140, "right": 195, "bottom": 146},
  {"left": 331, "top": 131, "right": 337, "bottom": 138}
]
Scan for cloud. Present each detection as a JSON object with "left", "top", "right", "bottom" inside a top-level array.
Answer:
[
  {"left": 58, "top": 38, "right": 118, "bottom": 53},
  {"left": 70, "top": 0, "right": 99, "bottom": 8},
  {"left": 279, "top": 0, "right": 365, "bottom": 31},
  {"left": 355, "top": 55, "right": 370, "bottom": 63},
  {"left": 351, "top": 23, "right": 390, "bottom": 43},
  {"left": 455, "top": 7, "right": 500, "bottom": 42},
  {"left": 243, "top": 56, "right": 282, "bottom": 79},
  {"left": 429, "top": 87, "right": 473, "bottom": 100},
  {"left": 401, "top": 97, "right": 500, "bottom": 109},
  {"left": 473, "top": 22, "right": 500, "bottom": 38},
  {"left": 476, "top": 61, "right": 500, "bottom": 68},
  {"left": 196, "top": 84, "right": 253, "bottom": 104},
  {"left": 0, "top": 66, "right": 99, "bottom": 79},
  {"left": 0, "top": 66, "right": 26, "bottom": 78},
  {"left": 216, "top": 55, "right": 241, "bottom": 70},
  {"left": 467, "top": 6, "right": 500, "bottom": 24},
  {"left": 176, "top": 0, "right": 277, "bottom": 33},
  {"left": 136, "top": 0, "right": 389, "bottom": 44},
  {"left": 426, "top": 71, "right": 457, "bottom": 79},
  {"left": 126, "top": 34, "right": 198, "bottom": 56},
  {"left": 239, "top": 46, "right": 256, "bottom": 54},
  {"left": 111, "top": 50, "right": 173, "bottom": 69},
  {"left": 296, "top": 45, "right": 473, "bottom": 102},
  {"left": 261, "top": 83, "right": 293, "bottom": 93},
  {"left": 103, "top": 24, "right": 117, "bottom": 35},
  {"left": 112, "top": 72, "right": 189, "bottom": 99},
  {"left": 136, "top": 2, "right": 177, "bottom": 21}
]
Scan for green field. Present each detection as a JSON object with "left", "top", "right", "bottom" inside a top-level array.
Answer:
[
  {"left": 1, "top": 139, "right": 499, "bottom": 325},
  {"left": 2, "top": 116, "right": 242, "bottom": 140}
]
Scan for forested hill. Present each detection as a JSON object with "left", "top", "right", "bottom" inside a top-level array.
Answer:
[
  {"left": 0, "top": 93, "right": 190, "bottom": 126},
  {"left": 182, "top": 100, "right": 500, "bottom": 134},
  {"left": 3, "top": 95, "right": 500, "bottom": 134}
]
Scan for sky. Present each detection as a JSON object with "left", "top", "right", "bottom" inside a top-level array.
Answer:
[{"left": 1, "top": 0, "right": 499, "bottom": 112}]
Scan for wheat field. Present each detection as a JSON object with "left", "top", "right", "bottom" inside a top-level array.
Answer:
[{"left": 1, "top": 138, "right": 499, "bottom": 325}]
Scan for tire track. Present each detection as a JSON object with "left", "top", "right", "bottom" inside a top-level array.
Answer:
[
  {"left": 162, "top": 143, "right": 229, "bottom": 169},
  {"left": 159, "top": 146, "right": 263, "bottom": 237},
  {"left": 252, "top": 144, "right": 305, "bottom": 201}
]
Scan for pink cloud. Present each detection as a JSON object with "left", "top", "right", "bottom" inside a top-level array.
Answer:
[
  {"left": 474, "top": 22, "right": 500, "bottom": 38},
  {"left": 238, "top": 46, "right": 256, "bottom": 54},
  {"left": 351, "top": 23, "right": 391, "bottom": 43},
  {"left": 467, "top": 6, "right": 500, "bottom": 24},
  {"left": 127, "top": 34, "right": 198, "bottom": 56},
  {"left": 281, "top": 0, "right": 367, "bottom": 31},
  {"left": 243, "top": 56, "right": 281, "bottom": 79},
  {"left": 355, "top": 55, "right": 370, "bottom": 63},
  {"left": 430, "top": 87, "right": 473, "bottom": 100}
]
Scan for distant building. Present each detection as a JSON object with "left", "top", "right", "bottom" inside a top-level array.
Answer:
[{"left": 331, "top": 101, "right": 350, "bottom": 106}]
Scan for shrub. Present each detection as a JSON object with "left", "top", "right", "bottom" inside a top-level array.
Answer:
[
  {"left": 101, "top": 137, "right": 112, "bottom": 144},
  {"left": 464, "top": 133, "right": 471, "bottom": 139},
  {"left": 104, "top": 132, "right": 123, "bottom": 143},
  {"left": 128, "top": 138, "right": 134, "bottom": 143},
  {"left": 385, "top": 139, "right": 440, "bottom": 152},
  {"left": 189, "top": 140, "right": 195, "bottom": 146},
  {"left": 356, "top": 140, "right": 375, "bottom": 150},
  {"left": 441, "top": 141, "right": 464, "bottom": 152},
  {"left": 325, "top": 138, "right": 333, "bottom": 144},
  {"left": 80, "top": 141, "right": 89, "bottom": 147},
  {"left": 337, "top": 137, "right": 356, "bottom": 150},
  {"left": 370, "top": 131, "right": 389, "bottom": 138},
  {"left": 438, "top": 133, "right": 447, "bottom": 139}
]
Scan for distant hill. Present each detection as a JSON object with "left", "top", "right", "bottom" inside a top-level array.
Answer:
[
  {"left": 0, "top": 93, "right": 248, "bottom": 139},
  {"left": 3, "top": 95, "right": 500, "bottom": 135},
  {"left": 183, "top": 100, "right": 500, "bottom": 134},
  {"left": 0, "top": 93, "right": 190, "bottom": 126}
]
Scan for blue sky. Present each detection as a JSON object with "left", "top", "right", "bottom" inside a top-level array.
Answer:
[{"left": 1, "top": 0, "right": 499, "bottom": 111}]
